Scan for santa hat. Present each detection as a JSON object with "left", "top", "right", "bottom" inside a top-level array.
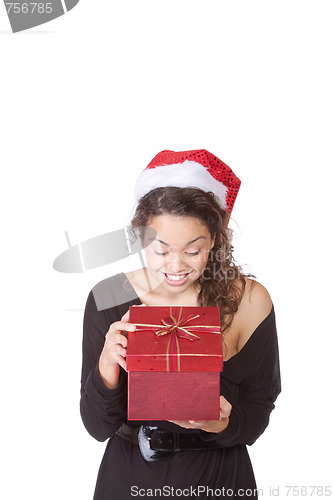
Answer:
[{"left": 134, "top": 149, "right": 241, "bottom": 216}]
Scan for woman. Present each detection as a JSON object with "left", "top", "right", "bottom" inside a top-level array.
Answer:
[{"left": 80, "top": 149, "right": 281, "bottom": 499}]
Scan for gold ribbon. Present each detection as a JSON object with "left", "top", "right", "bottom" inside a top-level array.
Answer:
[{"left": 134, "top": 306, "right": 220, "bottom": 371}]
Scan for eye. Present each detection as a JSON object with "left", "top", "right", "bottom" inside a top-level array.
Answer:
[
  {"left": 154, "top": 250, "right": 168, "bottom": 256},
  {"left": 186, "top": 250, "right": 201, "bottom": 256}
]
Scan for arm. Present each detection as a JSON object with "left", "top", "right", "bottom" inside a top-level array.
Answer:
[
  {"left": 80, "top": 290, "right": 138, "bottom": 442},
  {"left": 201, "top": 282, "right": 281, "bottom": 446},
  {"left": 170, "top": 281, "right": 281, "bottom": 446}
]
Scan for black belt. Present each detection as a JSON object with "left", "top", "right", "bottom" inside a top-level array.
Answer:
[{"left": 116, "top": 423, "right": 223, "bottom": 462}]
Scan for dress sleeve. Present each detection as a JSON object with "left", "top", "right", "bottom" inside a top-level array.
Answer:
[
  {"left": 79, "top": 290, "right": 128, "bottom": 442},
  {"left": 200, "top": 306, "right": 281, "bottom": 447}
]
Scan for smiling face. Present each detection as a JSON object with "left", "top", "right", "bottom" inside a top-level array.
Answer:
[{"left": 143, "top": 214, "right": 215, "bottom": 298}]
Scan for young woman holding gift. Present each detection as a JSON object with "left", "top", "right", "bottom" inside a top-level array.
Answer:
[{"left": 80, "top": 150, "right": 281, "bottom": 500}]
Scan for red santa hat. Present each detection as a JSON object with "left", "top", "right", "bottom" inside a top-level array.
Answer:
[{"left": 134, "top": 149, "right": 241, "bottom": 216}]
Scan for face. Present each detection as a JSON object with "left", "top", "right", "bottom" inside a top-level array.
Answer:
[{"left": 143, "top": 214, "right": 215, "bottom": 296}]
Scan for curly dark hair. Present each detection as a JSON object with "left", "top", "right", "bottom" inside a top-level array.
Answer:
[{"left": 130, "top": 187, "right": 254, "bottom": 333}]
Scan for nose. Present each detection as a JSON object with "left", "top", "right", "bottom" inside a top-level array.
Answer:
[{"left": 164, "top": 252, "right": 187, "bottom": 273}]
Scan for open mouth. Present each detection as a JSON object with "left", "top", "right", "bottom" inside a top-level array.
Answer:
[{"left": 163, "top": 272, "right": 191, "bottom": 286}]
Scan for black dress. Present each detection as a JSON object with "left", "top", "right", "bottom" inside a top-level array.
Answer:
[{"left": 80, "top": 273, "right": 281, "bottom": 500}]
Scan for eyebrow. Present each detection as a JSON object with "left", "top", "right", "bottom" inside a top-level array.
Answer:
[{"left": 149, "top": 236, "right": 207, "bottom": 247}]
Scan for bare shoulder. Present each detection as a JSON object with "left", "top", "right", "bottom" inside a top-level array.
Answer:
[
  {"left": 234, "top": 278, "right": 273, "bottom": 350},
  {"left": 240, "top": 278, "right": 272, "bottom": 316}
]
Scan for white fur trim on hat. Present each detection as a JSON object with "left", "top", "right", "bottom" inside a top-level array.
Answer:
[{"left": 134, "top": 160, "right": 228, "bottom": 209}]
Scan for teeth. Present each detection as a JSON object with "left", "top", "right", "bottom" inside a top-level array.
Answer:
[{"left": 165, "top": 273, "right": 188, "bottom": 281}]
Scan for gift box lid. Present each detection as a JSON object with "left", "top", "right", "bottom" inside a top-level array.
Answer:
[{"left": 127, "top": 306, "right": 223, "bottom": 372}]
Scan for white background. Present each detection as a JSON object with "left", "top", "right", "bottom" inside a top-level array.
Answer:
[{"left": 1, "top": 1, "right": 332, "bottom": 499}]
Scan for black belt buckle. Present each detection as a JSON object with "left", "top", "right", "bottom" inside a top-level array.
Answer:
[{"left": 138, "top": 426, "right": 176, "bottom": 462}]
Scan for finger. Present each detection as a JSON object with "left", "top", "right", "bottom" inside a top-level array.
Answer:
[
  {"left": 167, "top": 420, "right": 189, "bottom": 428},
  {"left": 168, "top": 420, "right": 200, "bottom": 429},
  {"left": 112, "top": 353, "right": 127, "bottom": 371},
  {"left": 111, "top": 320, "right": 136, "bottom": 333},
  {"left": 188, "top": 420, "right": 206, "bottom": 427},
  {"left": 220, "top": 404, "right": 232, "bottom": 418},
  {"left": 121, "top": 310, "right": 130, "bottom": 322},
  {"left": 105, "top": 332, "right": 128, "bottom": 348},
  {"left": 219, "top": 396, "right": 232, "bottom": 418},
  {"left": 111, "top": 344, "right": 127, "bottom": 358}
]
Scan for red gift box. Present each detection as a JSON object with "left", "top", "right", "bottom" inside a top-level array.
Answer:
[{"left": 127, "top": 306, "right": 223, "bottom": 421}]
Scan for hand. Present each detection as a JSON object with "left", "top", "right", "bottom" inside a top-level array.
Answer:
[
  {"left": 98, "top": 304, "right": 146, "bottom": 388},
  {"left": 101, "top": 309, "right": 132, "bottom": 371},
  {"left": 168, "top": 396, "right": 232, "bottom": 433}
]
